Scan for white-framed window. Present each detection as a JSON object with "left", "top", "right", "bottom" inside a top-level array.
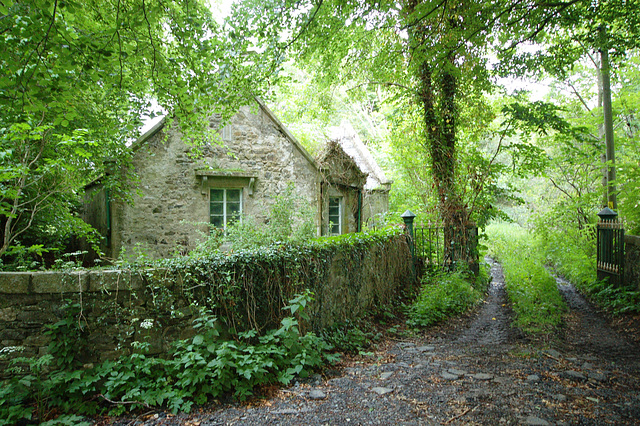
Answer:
[
  {"left": 328, "top": 196, "right": 342, "bottom": 235},
  {"left": 210, "top": 188, "right": 242, "bottom": 230},
  {"left": 221, "top": 124, "right": 233, "bottom": 142}
]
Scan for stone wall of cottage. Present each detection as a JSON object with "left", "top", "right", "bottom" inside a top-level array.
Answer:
[
  {"left": 362, "top": 188, "right": 390, "bottom": 228},
  {"left": 113, "top": 104, "right": 319, "bottom": 259}
]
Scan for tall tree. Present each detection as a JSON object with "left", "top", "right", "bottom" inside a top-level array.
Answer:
[
  {"left": 230, "top": 0, "right": 584, "bottom": 265},
  {"left": 496, "top": 0, "right": 640, "bottom": 212},
  {"left": 0, "top": 0, "right": 267, "bottom": 262}
]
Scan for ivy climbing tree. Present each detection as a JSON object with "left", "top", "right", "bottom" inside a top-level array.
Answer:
[{"left": 228, "top": 0, "right": 591, "bottom": 266}]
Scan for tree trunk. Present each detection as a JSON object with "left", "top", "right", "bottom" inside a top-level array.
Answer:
[
  {"left": 407, "top": 1, "right": 473, "bottom": 269},
  {"left": 417, "top": 58, "right": 471, "bottom": 268},
  {"left": 600, "top": 26, "right": 617, "bottom": 209}
]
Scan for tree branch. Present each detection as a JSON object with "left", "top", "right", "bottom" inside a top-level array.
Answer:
[
  {"left": 565, "top": 81, "right": 592, "bottom": 112},
  {"left": 17, "top": 0, "right": 59, "bottom": 110},
  {"left": 469, "top": 121, "right": 512, "bottom": 212},
  {"left": 346, "top": 80, "right": 416, "bottom": 95},
  {"left": 501, "top": 0, "right": 582, "bottom": 53},
  {"left": 142, "top": 0, "right": 158, "bottom": 83}
]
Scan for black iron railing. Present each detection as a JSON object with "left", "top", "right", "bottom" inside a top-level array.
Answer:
[
  {"left": 597, "top": 208, "right": 625, "bottom": 286},
  {"left": 401, "top": 211, "right": 478, "bottom": 274}
]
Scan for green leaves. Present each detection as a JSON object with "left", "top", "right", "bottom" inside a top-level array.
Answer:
[
  {"left": 502, "top": 101, "right": 571, "bottom": 136},
  {"left": 0, "top": 0, "right": 275, "bottom": 267},
  {"left": 408, "top": 270, "right": 483, "bottom": 328}
]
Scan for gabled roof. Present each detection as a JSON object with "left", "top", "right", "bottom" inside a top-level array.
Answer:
[
  {"left": 254, "top": 98, "right": 317, "bottom": 168},
  {"left": 329, "top": 122, "right": 391, "bottom": 190},
  {"left": 316, "top": 139, "right": 367, "bottom": 189},
  {"left": 129, "top": 98, "right": 318, "bottom": 170}
]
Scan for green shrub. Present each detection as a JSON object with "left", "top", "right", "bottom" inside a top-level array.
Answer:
[
  {"left": 407, "top": 270, "right": 483, "bottom": 328},
  {"left": 320, "top": 319, "right": 381, "bottom": 355},
  {"left": 580, "top": 279, "right": 640, "bottom": 315},
  {"left": 536, "top": 221, "right": 640, "bottom": 316},
  {"left": 150, "top": 225, "right": 407, "bottom": 334},
  {"left": 537, "top": 223, "right": 595, "bottom": 287}
]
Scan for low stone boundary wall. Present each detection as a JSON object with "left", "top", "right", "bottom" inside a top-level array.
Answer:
[
  {"left": 625, "top": 234, "right": 640, "bottom": 289},
  {"left": 0, "top": 233, "right": 412, "bottom": 369}
]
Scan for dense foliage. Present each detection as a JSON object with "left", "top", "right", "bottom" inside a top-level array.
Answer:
[
  {"left": 2, "top": 0, "right": 640, "bottom": 421},
  {"left": 3, "top": 0, "right": 638, "bottom": 271},
  {"left": 0, "top": 0, "right": 273, "bottom": 267},
  {"left": 135, "top": 225, "right": 408, "bottom": 333},
  {"left": 540, "top": 224, "right": 640, "bottom": 316},
  {"left": 407, "top": 269, "right": 485, "bottom": 328},
  {"left": 0, "top": 294, "right": 337, "bottom": 424},
  {"left": 0, "top": 227, "right": 410, "bottom": 422}
]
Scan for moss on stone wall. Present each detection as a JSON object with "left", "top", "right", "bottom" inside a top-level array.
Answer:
[{"left": 625, "top": 235, "right": 640, "bottom": 290}]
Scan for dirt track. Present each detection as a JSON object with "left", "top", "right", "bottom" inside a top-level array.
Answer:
[{"left": 103, "top": 258, "right": 640, "bottom": 425}]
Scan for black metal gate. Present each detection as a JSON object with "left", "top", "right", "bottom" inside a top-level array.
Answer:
[
  {"left": 401, "top": 210, "right": 478, "bottom": 274},
  {"left": 597, "top": 208, "right": 625, "bottom": 286}
]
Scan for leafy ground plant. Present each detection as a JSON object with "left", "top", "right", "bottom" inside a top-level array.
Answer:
[
  {"left": 579, "top": 279, "right": 640, "bottom": 315},
  {"left": 320, "top": 319, "right": 381, "bottom": 355},
  {"left": 0, "top": 292, "right": 339, "bottom": 423},
  {"left": 407, "top": 270, "right": 483, "bottom": 328}
]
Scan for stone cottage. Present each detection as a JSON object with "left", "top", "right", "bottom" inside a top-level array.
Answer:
[{"left": 83, "top": 98, "right": 391, "bottom": 259}]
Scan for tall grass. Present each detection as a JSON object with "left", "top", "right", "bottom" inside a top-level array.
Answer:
[
  {"left": 486, "top": 223, "right": 566, "bottom": 335},
  {"left": 536, "top": 223, "right": 595, "bottom": 286},
  {"left": 538, "top": 224, "right": 640, "bottom": 315}
]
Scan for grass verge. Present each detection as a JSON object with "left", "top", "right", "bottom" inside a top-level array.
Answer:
[
  {"left": 538, "top": 225, "right": 640, "bottom": 315},
  {"left": 407, "top": 269, "right": 485, "bottom": 328},
  {"left": 486, "top": 223, "right": 566, "bottom": 335}
]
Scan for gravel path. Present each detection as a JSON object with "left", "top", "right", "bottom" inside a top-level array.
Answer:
[{"left": 102, "top": 258, "right": 640, "bottom": 425}]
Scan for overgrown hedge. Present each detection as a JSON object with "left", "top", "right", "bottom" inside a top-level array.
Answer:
[
  {"left": 0, "top": 227, "right": 413, "bottom": 423},
  {"left": 143, "top": 225, "right": 413, "bottom": 334},
  {"left": 1, "top": 226, "right": 412, "bottom": 371}
]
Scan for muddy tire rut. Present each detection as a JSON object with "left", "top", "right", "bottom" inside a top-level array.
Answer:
[
  {"left": 556, "top": 276, "right": 637, "bottom": 361},
  {"left": 100, "top": 258, "right": 640, "bottom": 426},
  {"left": 455, "top": 257, "right": 521, "bottom": 347}
]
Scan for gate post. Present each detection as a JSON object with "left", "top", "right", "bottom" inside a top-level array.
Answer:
[
  {"left": 597, "top": 207, "right": 625, "bottom": 286},
  {"left": 401, "top": 210, "right": 417, "bottom": 259}
]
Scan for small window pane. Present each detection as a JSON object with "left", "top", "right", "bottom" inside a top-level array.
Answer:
[
  {"left": 210, "top": 203, "right": 223, "bottom": 215},
  {"left": 330, "top": 222, "right": 340, "bottom": 235},
  {"left": 227, "top": 189, "right": 241, "bottom": 202},
  {"left": 210, "top": 216, "right": 224, "bottom": 228},
  {"left": 227, "top": 203, "right": 241, "bottom": 222},
  {"left": 221, "top": 125, "right": 233, "bottom": 141},
  {"left": 328, "top": 197, "right": 341, "bottom": 235},
  {"left": 211, "top": 189, "right": 224, "bottom": 202},
  {"left": 210, "top": 188, "right": 242, "bottom": 230}
]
